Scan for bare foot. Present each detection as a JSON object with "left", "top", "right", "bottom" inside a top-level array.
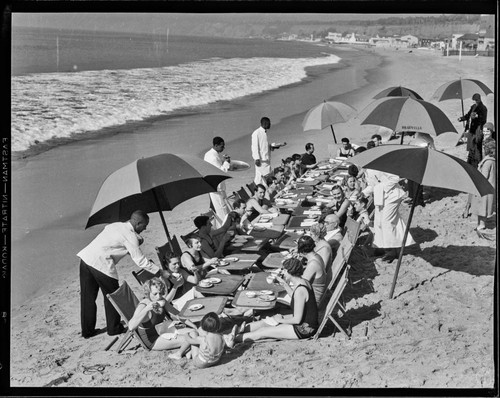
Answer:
[
  {"left": 168, "top": 353, "right": 183, "bottom": 360},
  {"left": 223, "top": 324, "right": 237, "bottom": 349}
]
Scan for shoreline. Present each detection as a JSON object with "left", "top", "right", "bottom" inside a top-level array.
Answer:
[
  {"left": 9, "top": 45, "right": 496, "bottom": 389},
  {"left": 11, "top": 46, "right": 381, "bottom": 308}
]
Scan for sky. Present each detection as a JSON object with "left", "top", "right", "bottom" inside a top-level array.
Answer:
[{"left": 12, "top": 13, "right": 449, "bottom": 35}]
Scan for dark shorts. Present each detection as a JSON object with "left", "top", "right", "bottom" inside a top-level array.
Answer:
[{"left": 293, "top": 322, "right": 317, "bottom": 339}]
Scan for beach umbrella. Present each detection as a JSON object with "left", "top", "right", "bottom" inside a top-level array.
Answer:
[
  {"left": 431, "top": 78, "right": 493, "bottom": 124},
  {"left": 302, "top": 100, "right": 357, "bottom": 143},
  {"left": 373, "top": 86, "right": 423, "bottom": 100},
  {"left": 349, "top": 145, "right": 494, "bottom": 299},
  {"left": 85, "top": 153, "right": 232, "bottom": 247},
  {"left": 359, "top": 96, "right": 458, "bottom": 142}
]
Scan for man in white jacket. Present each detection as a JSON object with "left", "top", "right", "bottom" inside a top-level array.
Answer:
[
  {"left": 251, "top": 117, "right": 286, "bottom": 185},
  {"left": 204, "top": 136, "right": 231, "bottom": 225}
]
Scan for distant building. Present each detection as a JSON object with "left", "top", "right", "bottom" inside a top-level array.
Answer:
[
  {"left": 325, "top": 32, "right": 343, "bottom": 43},
  {"left": 401, "top": 34, "right": 419, "bottom": 47}
]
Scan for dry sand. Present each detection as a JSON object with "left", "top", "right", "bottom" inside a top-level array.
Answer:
[{"left": 9, "top": 46, "right": 496, "bottom": 390}]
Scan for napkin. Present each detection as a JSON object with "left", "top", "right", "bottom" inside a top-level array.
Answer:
[
  {"left": 322, "top": 184, "right": 334, "bottom": 189},
  {"left": 254, "top": 222, "right": 273, "bottom": 228},
  {"left": 303, "top": 210, "right": 321, "bottom": 215}
]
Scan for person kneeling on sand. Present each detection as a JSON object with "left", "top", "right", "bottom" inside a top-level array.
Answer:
[
  {"left": 224, "top": 258, "right": 318, "bottom": 347},
  {"left": 128, "top": 278, "right": 195, "bottom": 351},
  {"left": 169, "top": 312, "right": 226, "bottom": 368}
]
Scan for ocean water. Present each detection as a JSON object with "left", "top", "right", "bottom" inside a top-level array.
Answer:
[{"left": 11, "top": 27, "right": 342, "bottom": 152}]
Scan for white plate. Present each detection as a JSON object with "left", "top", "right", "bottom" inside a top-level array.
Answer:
[
  {"left": 224, "top": 257, "right": 239, "bottom": 262},
  {"left": 258, "top": 294, "right": 276, "bottom": 302},
  {"left": 231, "top": 242, "right": 244, "bottom": 247},
  {"left": 207, "top": 277, "right": 221, "bottom": 284},
  {"left": 260, "top": 290, "right": 274, "bottom": 295},
  {"left": 217, "top": 260, "right": 229, "bottom": 266},
  {"left": 252, "top": 226, "right": 267, "bottom": 232},
  {"left": 198, "top": 281, "right": 213, "bottom": 288},
  {"left": 189, "top": 303, "right": 204, "bottom": 311},
  {"left": 245, "top": 291, "right": 257, "bottom": 298}
]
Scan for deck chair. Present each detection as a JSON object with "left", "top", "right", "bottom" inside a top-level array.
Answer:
[
  {"left": 313, "top": 266, "right": 351, "bottom": 340},
  {"left": 235, "top": 187, "right": 251, "bottom": 202},
  {"left": 246, "top": 182, "right": 257, "bottom": 195},
  {"left": 106, "top": 281, "right": 150, "bottom": 353},
  {"left": 132, "top": 269, "right": 156, "bottom": 286},
  {"left": 344, "top": 216, "right": 361, "bottom": 246},
  {"left": 107, "top": 282, "right": 197, "bottom": 353},
  {"left": 180, "top": 230, "right": 199, "bottom": 246},
  {"left": 319, "top": 235, "right": 354, "bottom": 308},
  {"left": 155, "top": 238, "right": 180, "bottom": 271},
  {"left": 367, "top": 196, "right": 375, "bottom": 220},
  {"left": 202, "top": 208, "right": 224, "bottom": 229}
]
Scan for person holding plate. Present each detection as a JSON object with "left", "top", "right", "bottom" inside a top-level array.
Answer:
[{"left": 225, "top": 257, "right": 318, "bottom": 347}]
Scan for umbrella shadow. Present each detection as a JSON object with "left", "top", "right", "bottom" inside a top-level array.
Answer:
[
  {"left": 423, "top": 186, "right": 462, "bottom": 204},
  {"left": 416, "top": 245, "right": 496, "bottom": 276},
  {"left": 410, "top": 226, "right": 439, "bottom": 244},
  {"left": 343, "top": 251, "right": 379, "bottom": 301}
]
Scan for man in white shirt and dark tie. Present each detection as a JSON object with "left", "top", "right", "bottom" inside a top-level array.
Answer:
[{"left": 77, "top": 210, "right": 170, "bottom": 338}]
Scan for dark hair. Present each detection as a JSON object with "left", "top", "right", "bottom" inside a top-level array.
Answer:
[
  {"left": 472, "top": 93, "right": 481, "bottom": 101},
  {"left": 261, "top": 117, "right": 271, "bottom": 129},
  {"left": 232, "top": 198, "right": 245, "bottom": 209},
  {"left": 305, "top": 143, "right": 314, "bottom": 151},
  {"left": 283, "top": 157, "right": 293, "bottom": 165},
  {"left": 357, "top": 196, "right": 368, "bottom": 207},
  {"left": 256, "top": 183, "right": 266, "bottom": 192},
  {"left": 201, "top": 312, "right": 220, "bottom": 333},
  {"left": 194, "top": 215, "right": 210, "bottom": 229},
  {"left": 355, "top": 146, "right": 367, "bottom": 154},
  {"left": 265, "top": 175, "right": 277, "bottom": 186},
  {"left": 297, "top": 235, "right": 316, "bottom": 254},
  {"left": 282, "top": 257, "right": 304, "bottom": 276},
  {"left": 348, "top": 164, "right": 359, "bottom": 177},
  {"left": 292, "top": 153, "right": 302, "bottom": 161},
  {"left": 213, "top": 136, "right": 225, "bottom": 146},
  {"left": 484, "top": 140, "right": 496, "bottom": 157},
  {"left": 366, "top": 141, "right": 376, "bottom": 149},
  {"left": 341, "top": 137, "right": 350, "bottom": 144},
  {"left": 273, "top": 166, "right": 285, "bottom": 175},
  {"left": 371, "top": 134, "right": 382, "bottom": 141}
]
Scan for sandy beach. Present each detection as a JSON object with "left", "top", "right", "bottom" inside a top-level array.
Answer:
[{"left": 9, "top": 46, "right": 496, "bottom": 390}]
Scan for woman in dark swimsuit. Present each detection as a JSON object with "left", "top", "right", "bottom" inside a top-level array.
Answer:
[
  {"left": 179, "top": 237, "right": 220, "bottom": 293},
  {"left": 225, "top": 257, "right": 318, "bottom": 346}
]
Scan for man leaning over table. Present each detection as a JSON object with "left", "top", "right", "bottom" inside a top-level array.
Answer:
[
  {"left": 77, "top": 210, "right": 170, "bottom": 339},
  {"left": 251, "top": 116, "right": 286, "bottom": 185}
]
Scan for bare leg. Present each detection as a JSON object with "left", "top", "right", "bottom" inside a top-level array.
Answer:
[
  {"left": 167, "top": 330, "right": 198, "bottom": 358},
  {"left": 236, "top": 324, "right": 298, "bottom": 343}
]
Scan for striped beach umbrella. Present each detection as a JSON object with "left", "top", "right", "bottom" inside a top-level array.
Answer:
[
  {"left": 359, "top": 96, "right": 458, "bottom": 137},
  {"left": 349, "top": 145, "right": 494, "bottom": 299},
  {"left": 431, "top": 78, "right": 493, "bottom": 122},
  {"left": 302, "top": 100, "right": 357, "bottom": 143},
  {"left": 86, "top": 153, "right": 231, "bottom": 247},
  {"left": 373, "top": 86, "right": 423, "bottom": 100}
]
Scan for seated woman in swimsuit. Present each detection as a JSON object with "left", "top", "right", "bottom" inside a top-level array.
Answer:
[
  {"left": 296, "top": 235, "right": 326, "bottom": 305},
  {"left": 180, "top": 237, "right": 228, "bottom": 292},
  {"left": 193, "top": 215, "right": 234, "bottom": 258},
  {"left": 336, "top": 137, "right": 355, "bottom": 158},
  {"left": 225, "top": 257, "right": 319, "bottom": 346},
  {"left": 128, "top": 277, "right": 195, "bottom": 351}
]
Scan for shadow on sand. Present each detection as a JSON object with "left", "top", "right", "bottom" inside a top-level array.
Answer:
[
  {"left": 423, "top": 186, "right": 462, "bottom": 205},
  {"left": 415, "top": 245, "right": 496, "bottom": 276}
]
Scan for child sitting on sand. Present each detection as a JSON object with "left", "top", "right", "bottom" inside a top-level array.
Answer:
[{"left": 168, "top": 312, "right": 226, "bottom": 368}]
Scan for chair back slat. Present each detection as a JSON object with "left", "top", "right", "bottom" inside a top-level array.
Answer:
[
  {"left": 246, "top": 182, "right": 257, "bottom": 195},
  {"left": 107, "top": 281, "right": 140, "bottom": 323},
  {"left": 236, "top": 187, "right": 251, "bottom": 202},
  {"left": 132, "top": 269, "right": 156, "bottom": 286},
  {"left": 344, "top": 216, "right": 361, "bottom": 245}
]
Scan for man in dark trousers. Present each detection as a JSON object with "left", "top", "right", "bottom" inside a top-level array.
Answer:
[
  {"left": 77, "top": 210, "right": 170, "bottom": 338},
  {"left": 458, "top": 93, "right": 487, "bottom": 167},
  {"left": 458, "top": 93, "right": 487, "bottom": 218}
]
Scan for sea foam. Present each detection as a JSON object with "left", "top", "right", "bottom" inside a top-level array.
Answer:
[{"left": 11, "top": 54, "right": 340, "bottom": 152}]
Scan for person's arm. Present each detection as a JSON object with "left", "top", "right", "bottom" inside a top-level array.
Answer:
[
  {"left": 178, "top": 267, "right": 199, "bottom": 286},
  {"left": 128, "top": 301, "right": 153, "bottom": 331},
  {"left": 247, "top": 198, "right": 270, "bottom": 215},
  {"left": 251, "top": 132, "right": 261, "bottom": 167},
  {"left": 273, "top": 286, "right": 307, "bottom": 325},
  {"left": 123, "top": 234, "right": 161, "bottom": 275},
  {"left": 336, "top": 198, "right": 351, "bottom": 218}
]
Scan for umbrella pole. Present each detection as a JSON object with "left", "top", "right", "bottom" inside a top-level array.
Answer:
[
  {"left": 460, "top": 97, "right": 466, "bottom": 128},
  {"left": 330, "top": 125, "right": 337, "bottom": 144},
  {"left": 389, "top": 183, "right": 421, "bottom": 299},
  {"left": 152, "top": 188, "right": 173, "bottom": 249},
  {"left": 400, "top": 131, "right": 405, "bottom": 144}
]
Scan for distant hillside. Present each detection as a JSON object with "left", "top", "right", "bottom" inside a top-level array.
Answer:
[{"left": 167, "top": 15, "right": 486, "bottom": 39}]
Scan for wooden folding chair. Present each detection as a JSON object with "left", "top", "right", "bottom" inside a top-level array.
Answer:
[
  {"left": 202, "top": 208, "right": 223, "bottom": 229},
  {"left": 132, "top": 269, "right": 156, "bottom": 286},
  {"left": 106, "top": 281, "right": 150, "bottom": 353},
  {"left": 344, "top": 216, "right": 361, "bottom": 246},
  {"left": 319, "top": 235, "right": 354, "bottom": 308},
  {"left": 155, "top": 235, "right": 183, "bottom": 270},
  {"left": 313, "top": 266, "right": 351, "bottom": 340}
]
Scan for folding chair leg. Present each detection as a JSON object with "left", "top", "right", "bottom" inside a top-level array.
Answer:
[
  {"left": 313, "top": 313, "right": 330, "bottom": 341},
  {"left": 116, "top": 331, "right": 134, "bottom": 353},
  {"left": 329, "top": 315, "right": 350, "bottom": 339}
]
